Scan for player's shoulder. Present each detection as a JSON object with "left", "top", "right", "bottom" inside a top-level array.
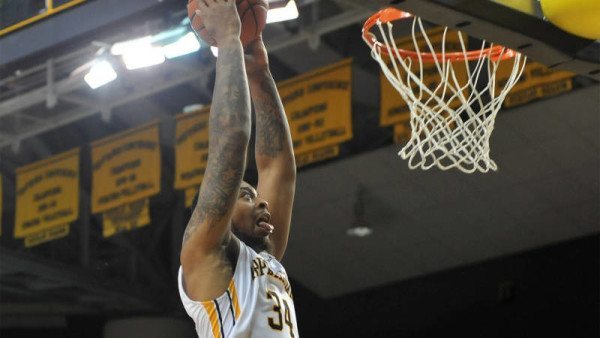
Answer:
[{"left": 181, "top": 237, "right": 243, "bottom": 302}]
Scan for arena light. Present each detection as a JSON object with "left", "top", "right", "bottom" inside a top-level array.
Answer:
[
  {"left": 122, "top": 47, "right": 166, "bottom": 70},
  {"left": 346, "top": 226, "right": 373, "bottom": 237},
  {"left": 267, "top": 0, "right": 298, "bottom": 24},
  {"left": 84, "top": 60, "right": 117, "bottom": 89},
  {"left": 163, "top": 32, "right": 201, "bottom": 59},
  {"left": 111, "top": 36, "right": 152, "bottom": 56}
]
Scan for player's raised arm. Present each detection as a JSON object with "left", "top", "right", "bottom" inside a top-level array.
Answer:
[
  {"left": 245, "top": 37, "right": 296, "bottom": 261},
  {"left": 181, "top": 0, "right": 251, "bottom": 271}
]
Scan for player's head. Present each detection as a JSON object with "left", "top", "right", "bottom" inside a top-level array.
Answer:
[{"left": 231, "top": 181, "right": 272, "bottom": 251}]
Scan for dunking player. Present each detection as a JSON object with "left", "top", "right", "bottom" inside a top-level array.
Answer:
[{"left": 178, "top": 0, "right": 298, "bottom": 337}]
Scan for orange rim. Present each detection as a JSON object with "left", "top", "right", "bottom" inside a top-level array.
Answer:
[{"left": 362, "top": 8, "right": 517, "bottom": 62}]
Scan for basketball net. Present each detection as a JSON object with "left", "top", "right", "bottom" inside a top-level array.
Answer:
[{"left": 364, "top": 9, "right": 527, "bottom": 174}]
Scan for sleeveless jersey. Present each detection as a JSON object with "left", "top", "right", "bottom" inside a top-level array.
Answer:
[{"left": 178, "top": 240, "right": 299, "bottom": 338}]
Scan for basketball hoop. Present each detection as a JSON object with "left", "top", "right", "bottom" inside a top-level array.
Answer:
[{"left": 363, "top": 8, "right": 527, "bottom": 174}]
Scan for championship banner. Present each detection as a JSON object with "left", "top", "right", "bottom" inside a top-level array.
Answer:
[
  {"left": 380, "top": 27, "right": 470, "bottom": 127},
  {"left": 14, "top": 148, "right": 79, "bottom": 243},
  {"left": 25, "top": 224, "right": 69, "bottom": 248},
  {"left": 102, "top": 198, "right": 150, "bottom": 238},
  {"left": 91, "top": 122, "right": 161, "bottom": 214},
  {"left": 296, "top": 145, "right": 340, "bottom": 168},
  {"left": 278, "top": 58, "right": 353, "bottom": 156},
  {"left": 496, "top": 60, "right": 574, "bottom": 108},
  {"left": 174, "top": 108, "right": 210, "bottom": 190}
]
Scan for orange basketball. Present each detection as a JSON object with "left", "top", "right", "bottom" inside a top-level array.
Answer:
[{"left": 187, "top": 0, "right": 269, "bottom": 47}]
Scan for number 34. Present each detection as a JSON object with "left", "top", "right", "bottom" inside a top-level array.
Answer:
[{"left": 266, "top": 290, "right": 295, "bottom": 337}]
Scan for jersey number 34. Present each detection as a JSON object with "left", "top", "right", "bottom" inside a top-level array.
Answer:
[{"left": 266, "top": 290, "right": 295, "bottom": 337}]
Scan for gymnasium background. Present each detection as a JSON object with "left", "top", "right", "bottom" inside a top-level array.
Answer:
[{"left": 0, "top": 0, "right": 598, "bottom": 337}]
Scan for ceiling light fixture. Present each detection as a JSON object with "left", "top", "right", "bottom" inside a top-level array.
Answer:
[
  {"left": 110, "top": 36, "right": 152, "bottom": 56},
  {"left": 122, "top": 46, "right": 166, "bottom": 70},
  {"left": 267, "top": 0, "right": 299, "bottom": 24},
  {"left": 84, "top": 60, "right": 117, "bottom": 89},
  {"left": 346, "top": 226, "right": 373, "bottom": 237},
  {"left": 163, "top": 32, "right": 201, "bottom": 59},
  {"left": 346, "top": 185, "right": 373, "bottom": 238}
]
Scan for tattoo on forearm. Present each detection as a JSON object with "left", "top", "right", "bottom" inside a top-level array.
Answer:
[
  {"left": 183, "top": 42, "right": 250, "bottom": 245},
  {"left": 254, "top": 77, "right": 289, "bottom": 158},
  {"left": 183, "top": 138, "right": 246, "bottom": 244}
]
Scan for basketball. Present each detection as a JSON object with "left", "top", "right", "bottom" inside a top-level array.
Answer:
[{"left": 187, "top": 0, "right": 269, "bottom": 47}]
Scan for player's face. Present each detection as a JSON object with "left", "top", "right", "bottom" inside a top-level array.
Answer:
[{"left": 231, "top": 181, "right": 273, "bottom": 239}]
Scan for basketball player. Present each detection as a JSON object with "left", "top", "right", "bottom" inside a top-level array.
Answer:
[{"left": 178, "top": 0, "right": 298, "bottom": 337}]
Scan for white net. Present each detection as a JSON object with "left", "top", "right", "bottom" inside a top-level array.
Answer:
[{"left": 367, "top": 16, "right": 527, "bottom": 173}]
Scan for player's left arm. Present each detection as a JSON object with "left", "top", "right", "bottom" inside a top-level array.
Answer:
[{"left": 245, "top": 37, "right": 296, "bottom": 261}]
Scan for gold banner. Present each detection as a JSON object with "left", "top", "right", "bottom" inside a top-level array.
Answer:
[
  {"left": 296, "top": 145, "right": 340, "bottom": 168},
  {"left": 185, "top": 186, "right": 199, "bottom": 209},
  {"left": 380, "top": 27, "right": 470, "bottom": 127},
  {"left": 91, "top": 123, "right": 161, "bottom": 213},
  {"left": 14, "top": 148, "right": 79, "bottom": 238},
  {"left": 496, "top": 61, "right": 574, "bottom": 108},
  {"left": 279, "top": 59, "right": 353, "bottom": 155},
  {"left": 175, "top": 108, "right": 210, "bottom": 190},
  {"left": 102, "top": 198, "right": 150, "bottom": 238},
  {"left": 24, "top": 224, "right": 70, "bottom": 248}
]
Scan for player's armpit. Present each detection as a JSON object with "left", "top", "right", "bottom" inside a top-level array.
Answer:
[{"left": 182, "top": 240, "right": 238, "bottom": 301}]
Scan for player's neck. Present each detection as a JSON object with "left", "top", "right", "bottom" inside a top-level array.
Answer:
[{"left": 232, "top": 231, "right": 273, "bottom": 255}]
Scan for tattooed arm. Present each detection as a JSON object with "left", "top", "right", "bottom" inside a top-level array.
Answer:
[
  {"left": 245, "top": 37, "right": 297, "bottom": 261},
  {"left": 180, "top": 0, "right": 250, "bottom": 301}
]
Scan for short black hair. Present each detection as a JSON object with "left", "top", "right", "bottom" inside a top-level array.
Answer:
[{"left": 189, "top": 178, "right": 256, "bottom": 211}]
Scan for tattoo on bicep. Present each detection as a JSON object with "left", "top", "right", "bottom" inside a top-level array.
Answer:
[
  {"left": 182, "top": 133, "right": 247, "bottom": 244},
  {"left": 183, "top": 206, "right": 201, "bottom": 244},
  {"left": 255, "top": 78, "right": 288, "bottom": 158}
]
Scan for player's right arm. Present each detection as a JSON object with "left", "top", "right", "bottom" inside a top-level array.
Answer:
[{"left": 180, "top": 0, "right": 251, "bottom": 301}]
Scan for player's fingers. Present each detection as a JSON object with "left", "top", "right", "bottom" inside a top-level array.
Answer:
[
  {"left": 197, "top": 0, "right": 209, "bottom": 8},
  {"left": 187, "top": 2, "right": 197, "bottom": 16}
]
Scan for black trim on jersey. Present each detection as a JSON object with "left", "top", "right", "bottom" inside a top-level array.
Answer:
[
  {"left": 214, "top": 300, "right": 225, "bottom": 338},
  {"left": 226, "top": 290, "right": 236, "bottom": 326}
]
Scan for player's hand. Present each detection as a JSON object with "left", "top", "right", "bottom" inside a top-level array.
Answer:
[
  {"left": 244, "top": 35, "right": 270, "bottom": 77},
  {"left": 195, "top": 0, "right": 241, "bottom": 45}
]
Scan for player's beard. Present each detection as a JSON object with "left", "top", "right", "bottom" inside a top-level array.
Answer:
[{"left": 232, "top": 224, "right": 272, "bottom": 254}]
